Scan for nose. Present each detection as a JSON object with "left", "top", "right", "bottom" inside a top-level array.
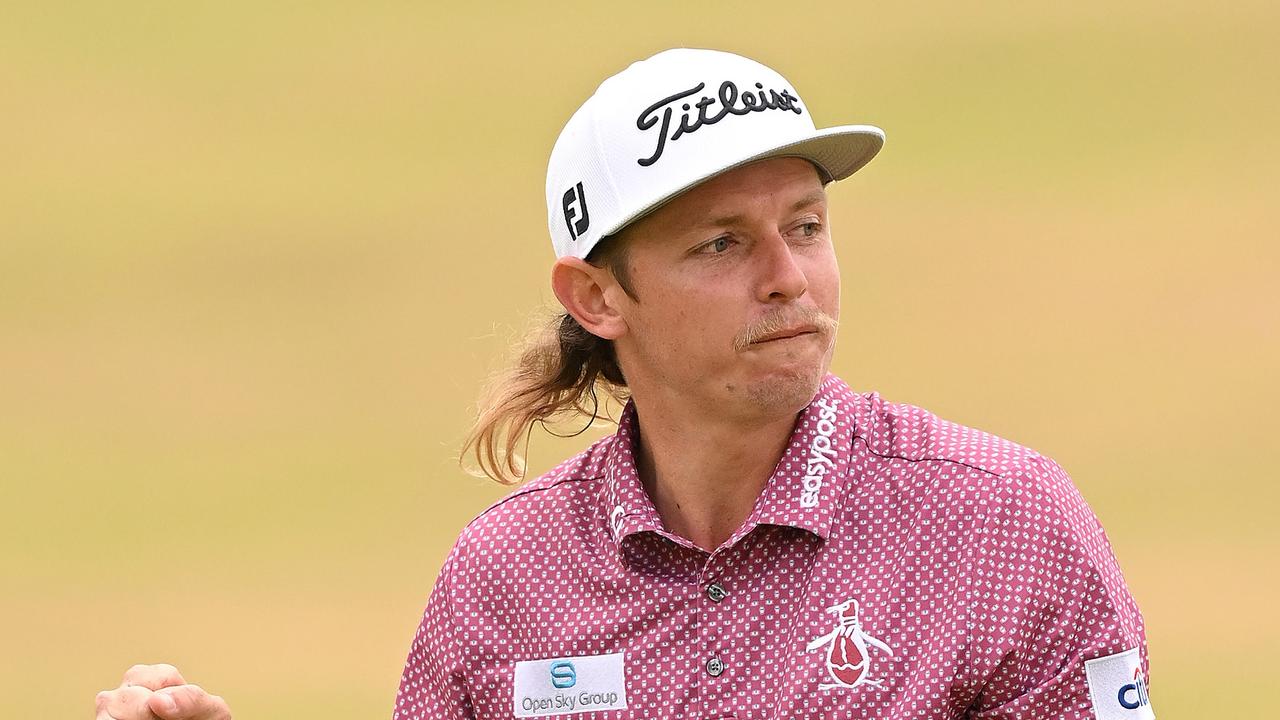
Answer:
[{"left": 755, "top": 231, "right": 808, "bottom": 302}]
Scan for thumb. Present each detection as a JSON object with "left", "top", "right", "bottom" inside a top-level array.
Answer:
[
  {"left": 146, "top": 689, "right": 180, "bottom": 718},
  {"left": 147, "top": 684, "right": 224, "bottom": 720}
]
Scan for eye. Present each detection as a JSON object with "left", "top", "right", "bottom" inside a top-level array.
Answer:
[
  {"left": 698, "top": 236, "right": 736, "bottom": 254},
  {"left": 796, "top": 221, "right": 822, "bottom": 238}
]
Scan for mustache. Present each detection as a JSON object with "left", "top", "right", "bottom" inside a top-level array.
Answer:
[{"left": 733, "top": 306, "right": 839, "bottom": 352}]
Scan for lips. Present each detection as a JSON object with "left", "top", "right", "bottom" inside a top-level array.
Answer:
[{"left": 753, "top": 325, "right": 818, "bottom": 344}]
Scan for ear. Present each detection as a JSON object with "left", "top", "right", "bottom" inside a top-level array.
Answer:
[{"left": 551, "top": 257, "right": 628, "bottom": 341}]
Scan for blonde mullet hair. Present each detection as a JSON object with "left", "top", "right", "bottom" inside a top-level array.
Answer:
[{"left": 460, "top": 236, "right": 635, "bottom": 485}]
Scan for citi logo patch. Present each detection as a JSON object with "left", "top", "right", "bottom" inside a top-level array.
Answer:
[
  {"left": 513, "top": 651, "right": 627, "bottom": 717},
  {"left": 806, "top": 598, "right": 893, "bottom": 690},
  {"left": 1119, "top": 667, "right": 1152, "bottom": 710},
  {"left": 562, "top": 181, "right": 589, "bottom": 240},
  {"left": 1084, "top": 648, "right": 1156, "bottom": 719}
]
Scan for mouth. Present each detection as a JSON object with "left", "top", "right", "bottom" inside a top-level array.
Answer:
[{"left": 751, "top": 325, "right": 819, "bottom": 345}]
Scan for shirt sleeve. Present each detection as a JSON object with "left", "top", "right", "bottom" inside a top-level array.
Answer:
[
  {"left": 392, "top": 542, "right": 475, "bottom": 720},
  {"left": 963, "top": 454, "right": 1153, "bottom": 720}
]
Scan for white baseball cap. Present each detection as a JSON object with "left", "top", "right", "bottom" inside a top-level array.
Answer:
[{"left": 546, "top": 48, "right": 885, "bottom": 259}]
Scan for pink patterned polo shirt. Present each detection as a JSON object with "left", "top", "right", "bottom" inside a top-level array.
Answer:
[{"left": 394, "top": 375, "right": 1152, "bottom": 719}]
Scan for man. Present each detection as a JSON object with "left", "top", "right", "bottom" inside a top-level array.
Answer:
[{"left": 96, "top": 49, "right": 1153, "bottom": 720}]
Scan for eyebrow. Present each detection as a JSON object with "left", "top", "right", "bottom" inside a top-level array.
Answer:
[{"left": 698, "top": 190, "right": 828, "bottom": 229}]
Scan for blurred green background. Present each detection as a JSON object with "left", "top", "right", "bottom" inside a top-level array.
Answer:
[{"left": 2, "top": 1, "right": 1276, "bottom": 717}]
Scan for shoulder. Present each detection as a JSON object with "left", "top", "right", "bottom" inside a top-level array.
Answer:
[
  {"left": 852, "top": 389, "right": 1045, "bottom": 479},
  {"left": 847, "top": 388, "right": 1094, "bottom": 526},
  {"left": 845, "top": 387, "right": 1133, "bottom": 597},
  {"left": 447, "top": 433, "right": 613, "bottom": 564},
  {"left": 853, "top": 389, "right": 1117, "bottom": 567},
  {"left": 427, "top": 436, "right": 615, "bottom": 617}
]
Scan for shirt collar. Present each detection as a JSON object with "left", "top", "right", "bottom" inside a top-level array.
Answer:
[
  {"left": 599, "top": 403, "right": 674, "bottom": 550},
  {"left": 599, "top": 373, "right": 859, "bottom": 553}
]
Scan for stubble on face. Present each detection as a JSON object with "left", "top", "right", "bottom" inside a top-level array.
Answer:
[
  {"left": 732, "top": 304, "right": 839, "bottom": 352},
  {"left": 727, "top": 305, "right": 840, "bottom": 415}
]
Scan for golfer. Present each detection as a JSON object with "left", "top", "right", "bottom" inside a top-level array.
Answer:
[{"left": 95, "top": 48, "right": 1153, "bottom": 720}]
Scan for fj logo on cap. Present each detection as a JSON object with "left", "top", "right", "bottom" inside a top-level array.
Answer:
[
  {"left": 636, "top": 80, "right": 803, "bottom": 167},
  {"left": 562, "top": 181, "right": 590, "bottom": 240}
]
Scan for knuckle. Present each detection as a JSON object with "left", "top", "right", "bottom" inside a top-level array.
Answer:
[
  {"left": 122, "top": 662, "right": 160, "bottom": 686},
  {"left": 106, "top": 685, "right": 154, "bottom": 715},
  {"left": 160, "top": 683, "right": 208, "bottom": 710},
  {"left": 121, "top": 661, "right": 184, "bottom": 690}
]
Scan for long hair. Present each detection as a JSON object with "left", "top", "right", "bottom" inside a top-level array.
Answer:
[{"left": 460, "top": 235, "right": 636, "bottom": 484}]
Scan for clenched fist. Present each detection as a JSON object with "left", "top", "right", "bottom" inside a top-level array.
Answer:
[{"left": 95, "top": 664, "right": 231, "bottom": 720}]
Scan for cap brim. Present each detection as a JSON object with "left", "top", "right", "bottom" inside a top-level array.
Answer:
[
  {"left": 598, "top": 124, "right": 884, "bottom": 242},
  {"left": 768, "top": 124, "right": 886, "bottom": 183}
]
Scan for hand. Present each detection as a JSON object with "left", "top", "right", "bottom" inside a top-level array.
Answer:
[{"left": 95, "top": 664, "right": 232, "bottom": 720}]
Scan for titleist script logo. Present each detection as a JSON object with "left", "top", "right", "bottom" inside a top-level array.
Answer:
[
  {"left": 801, "top": 398, "right": 839, "bottom": 508},
  {"left": 636, "top": 80, "right": 803, "bottom": 167}
]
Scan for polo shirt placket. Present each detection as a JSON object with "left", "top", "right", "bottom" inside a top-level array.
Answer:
[{"left": 601, "top": 386, "right": 853, "bottom": 719}]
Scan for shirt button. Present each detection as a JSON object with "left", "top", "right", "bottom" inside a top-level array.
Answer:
[
  {"left": 706, "top": 582, "right": 727, "bottom": 603},
  {"left": 706, "top": 656, "right": 725, "bottom": 677}
]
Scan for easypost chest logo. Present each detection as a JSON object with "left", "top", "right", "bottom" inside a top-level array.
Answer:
[
  {"left": 513, "top": 652, "right": 627, "bottom": 717},
  {"left": 800, "top": 398, "right": 839, "bottom": 508}
]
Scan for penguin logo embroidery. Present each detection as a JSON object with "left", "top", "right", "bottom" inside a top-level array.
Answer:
[{"left": 806, "top": 599, "right": 894, "bottom": 690}]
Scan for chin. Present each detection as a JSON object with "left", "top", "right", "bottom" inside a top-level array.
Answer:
[{"left": 738, "top": 363, "right": 827, "bottom": 416}]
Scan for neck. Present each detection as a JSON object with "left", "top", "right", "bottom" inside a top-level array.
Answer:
[{"left": 630, "top": 393, "right": 800, "bottom": 553}]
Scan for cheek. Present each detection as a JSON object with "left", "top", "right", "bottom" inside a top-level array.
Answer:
[
  {"left": 805, "top": 254, "right": 841, "bottom": 312},
  {"left": 672, "top": 300, "right": 734, "bottom": 345},
  {"left": 631, "top": 291, "right": 740, "bottom": 357},
  {"left": 824, "top": 276, "right": 841, "bottom": 319}
]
